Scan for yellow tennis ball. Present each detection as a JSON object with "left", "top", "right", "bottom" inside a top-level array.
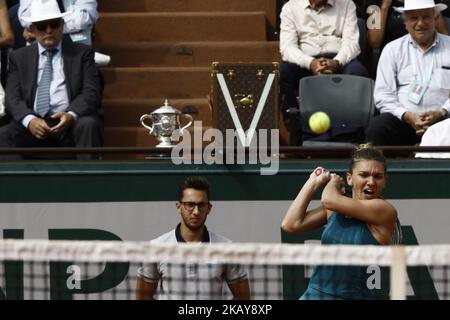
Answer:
[{"left": 309, "top": 112, "right": 330, "bottom": 134}]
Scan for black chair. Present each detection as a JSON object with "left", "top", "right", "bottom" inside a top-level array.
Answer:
[{"left": 298, "top": 74, "right": 375, "bottom": 146}]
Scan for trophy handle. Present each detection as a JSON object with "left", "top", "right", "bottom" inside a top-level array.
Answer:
[
  {"left": 140, "top": 114, "right": 154, "bottom": 134},
  {"left": 180, "top": 114, "right": 193, "bottom": 133}
]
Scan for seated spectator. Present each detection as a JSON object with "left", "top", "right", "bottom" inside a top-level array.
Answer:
[
  {"left": 0, "top": 0, "right": 103, "bottom": 158},
  {"left": 19, "top": 0, "right": 110, "bottom": 66},
  {"left": 366, "top": 0, "right": 449, "bottom": 50},
  {"left": 366, "top": 0, "right": 450, "bottom": 146},
  {"left": 279, "top": 0, "right": 368, "bottom": 141},
  {"left": 19, "top": 0, "right": 98, "bottom": 46}
]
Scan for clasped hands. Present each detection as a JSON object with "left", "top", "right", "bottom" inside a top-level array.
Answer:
[
  {"left": 310, "top": 58, "right": 341, "bottom": 75},
  {"left": 402, "top": 110, "right": 443, "bottom": 136},
  {"left": 28, "top": 112, "right": 74, "bottom": 140}
]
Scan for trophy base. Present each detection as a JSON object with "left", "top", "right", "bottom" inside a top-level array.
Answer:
[
  {"left": 156, "top": 143, "right": 175, "bottom": 148},
  {"left": 143, "top": 138, "right": 180, "bottom": 160},
  {"left": 145, "top": 153, "right": 173, "bottom": 160},
  {"left": 145, "top": 146, "right": 183, "bottom": 161}
]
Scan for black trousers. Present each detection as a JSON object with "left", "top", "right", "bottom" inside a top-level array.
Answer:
[
  {"left": 0, "top": 114, "right": 103, "bottom": 159},
  {"left": 365, "top": 113, "right": 421, "bottom": 146}
]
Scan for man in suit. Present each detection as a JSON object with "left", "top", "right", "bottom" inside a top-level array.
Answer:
[{"left": 0, "top": 0, "right": 103, "bottom": 158}]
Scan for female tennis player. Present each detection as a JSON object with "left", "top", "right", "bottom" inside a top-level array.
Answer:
[{"left": 281, "top": 144, "right": 401, "bottom": 299}]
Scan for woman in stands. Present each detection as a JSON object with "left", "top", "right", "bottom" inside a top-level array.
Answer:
[{"left": 281, "top": 144, "right": 401, "bottom": 299}]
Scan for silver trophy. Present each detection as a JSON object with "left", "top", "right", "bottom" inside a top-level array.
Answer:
[{"left": 140, "top": 99, "right": 193, "bottom": 148}]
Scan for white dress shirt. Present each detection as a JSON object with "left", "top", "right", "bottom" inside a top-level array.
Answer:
[
  {"left": 19, "top": 0, "right": 99, "bottom": 45},
  {"left": 280, "top": 0, "right": 361, "bottom": 69},
  {"left": 375, "top": 33, "right": 450, "bottom": 120},
  {"left": 417, "top": 118, "right": 450, "bottom": 158}
]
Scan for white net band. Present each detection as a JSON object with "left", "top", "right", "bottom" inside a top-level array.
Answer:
[{"left": 0, "top": 239, "right": 449, "bottom": 266}]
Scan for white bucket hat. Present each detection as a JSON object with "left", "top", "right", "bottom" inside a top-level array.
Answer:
[
  {"left": 22, "top": 0, "right": 70, "bottom": 23},
  {"left": 394, "top": 0, "right": 447, "bottom": 13}
]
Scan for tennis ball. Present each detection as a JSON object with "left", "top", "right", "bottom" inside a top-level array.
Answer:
[{"left": 309, "top": 112, "right": 330, "bottom": 134}]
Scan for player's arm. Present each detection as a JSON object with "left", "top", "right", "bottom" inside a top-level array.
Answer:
[
  {"left": 321, "top": 174, "right": 397, "bottom": 226},
  {"left": 281, "top": 167, "right": 330, "bottom": 233},
  {"left": 228, "top": 278, "right": 250, "bottom": 300},
  {"left": 136, "top": 277, "right": 158, "bottom": 300}
]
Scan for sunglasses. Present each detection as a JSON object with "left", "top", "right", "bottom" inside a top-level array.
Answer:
[{"left": 33, "top": 20, "right": 62, "bottom": 32}]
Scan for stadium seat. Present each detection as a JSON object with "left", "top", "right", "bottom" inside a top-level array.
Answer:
[{"left": 298, "top": 74, "right": 375, "bottom": 146}]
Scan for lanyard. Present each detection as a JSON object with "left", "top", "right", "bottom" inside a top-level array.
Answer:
[{"left": 409, "top": 40, "right": 436, "bottom": 87}]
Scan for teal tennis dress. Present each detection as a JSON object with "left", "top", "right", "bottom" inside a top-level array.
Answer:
[{"left": 300, "top": 212, "right": 380, "bottom": 300}]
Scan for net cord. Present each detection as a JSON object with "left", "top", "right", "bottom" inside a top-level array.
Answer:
[{"left": 0, "top": 240, "right": 448, "bottom": 267}]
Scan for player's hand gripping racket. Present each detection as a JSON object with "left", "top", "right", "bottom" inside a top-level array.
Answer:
[{"left": 314, "top": 167, "right": 325, "bottom": 176}]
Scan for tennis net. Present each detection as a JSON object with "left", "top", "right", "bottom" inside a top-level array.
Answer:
[{"left": 0, "top": 239, "right": 449, "bottom": 300}]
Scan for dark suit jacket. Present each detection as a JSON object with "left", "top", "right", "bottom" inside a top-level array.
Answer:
[{"left": 5, "top": 39, "right": 102, "bottom": 123}]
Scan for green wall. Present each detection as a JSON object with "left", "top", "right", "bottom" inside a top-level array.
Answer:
[{"left": 0, "top": 159, "right": 449, "bottom": 202}]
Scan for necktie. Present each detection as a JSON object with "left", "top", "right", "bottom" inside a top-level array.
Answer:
[{"left": 35, "top": 49, "right": 56, "bottom": 117}]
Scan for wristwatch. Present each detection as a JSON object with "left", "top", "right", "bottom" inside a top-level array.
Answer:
[{"left": 440, "top": 108, "right": 449, "bottom": 119}]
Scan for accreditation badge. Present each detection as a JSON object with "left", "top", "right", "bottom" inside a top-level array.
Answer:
[
  {"left": 69, "top": 31, "right": 88, "bottom": 42},
  {"left": 408, "top": 80, "right": 427, "bottom": 105}
]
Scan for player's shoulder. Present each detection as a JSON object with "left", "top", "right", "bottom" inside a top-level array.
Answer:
[
  {"left": 374, "top": 197, "right": 397, "bottom": 222},
  {"left": 208, "top": 230, "right": 233, "bottom": 244},
  {"left": 150, "top": 229, "right": 176, "bottom": 243},
  {"left": 384, "top": 199, "right": 398, "bottom": 216}
]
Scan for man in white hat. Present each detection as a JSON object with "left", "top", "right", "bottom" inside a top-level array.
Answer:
[
  {"left": 366, "top": 0, "right": 450, "bottom": 146},
  {"left": 365, "top": 0, "right": 449, "bottom": 51},
  {"left": 0, "top": 0, "right": 103, "bottom": 158},
  {"left": 19, "top": 0, "right": 98, "bottom": 46},
  {"left": 18, "top": 0, "right": 110, "bottom": 66}
]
